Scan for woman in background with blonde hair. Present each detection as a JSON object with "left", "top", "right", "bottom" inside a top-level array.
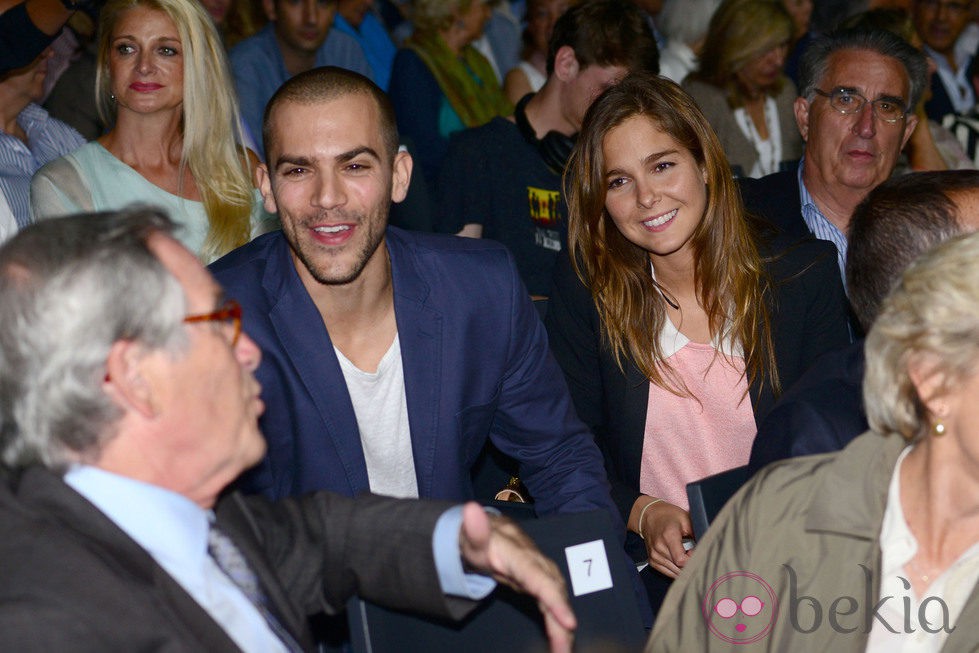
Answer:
[
  {"left": 545, "top": 72, "right": 848, "bottom": 609},
  {"left": 31, "top": 0, "right": 272, "bottom": 262},
  {"left": 683, "top": 0, "right": 802, "bottom": 177}
]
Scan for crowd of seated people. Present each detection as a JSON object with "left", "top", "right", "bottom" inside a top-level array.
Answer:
[{"left": 8, "top": 0, "right": 979, "bottom": 648}]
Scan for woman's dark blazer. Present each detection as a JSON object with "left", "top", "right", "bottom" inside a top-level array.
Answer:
[{"left": 544, "top": 234, "right": 850, "bottom": 536}]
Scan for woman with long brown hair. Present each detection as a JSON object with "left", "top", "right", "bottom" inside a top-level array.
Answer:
[{"left": 545, "top": 72, "right": 849, "bottom": 606}]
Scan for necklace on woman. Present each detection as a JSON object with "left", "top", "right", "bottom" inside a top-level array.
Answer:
[
  {"left": 907, "top": 555, "right": 942, "bottom": 586},
  {"left": 653, "top": 279, "right": 680, "bottom": 310}
]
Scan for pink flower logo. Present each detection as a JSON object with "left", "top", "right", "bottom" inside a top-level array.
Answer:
[{"left": 702, "top": 571, "right": 778, "bottom": 644}]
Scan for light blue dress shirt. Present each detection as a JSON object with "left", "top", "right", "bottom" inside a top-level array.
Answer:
[
  {"left": 797, "top": 160, "right": 848, "bottom": 288},
  {"left": 333, "top": 13, "right": 396, "bottom": 91},
  {"left": 65, "top": 466, "right": 494, "bottom": 651},
  {"left": 0, "top": 103, "right": 83, "bottom": 228}
]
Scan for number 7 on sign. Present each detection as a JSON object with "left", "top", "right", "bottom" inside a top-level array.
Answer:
[{"left": 564, "top": 540, "right": 613, "bottom": 597}]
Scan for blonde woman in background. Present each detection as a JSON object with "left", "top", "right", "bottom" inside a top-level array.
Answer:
[
  {"left": 31, "top": 0, "right": 274, "bottom": 262},
  {"left": 683, "top": 0, "right": 802, "bottom": 178}
]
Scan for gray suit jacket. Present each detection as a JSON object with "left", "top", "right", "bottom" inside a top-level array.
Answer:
[{"left": 0, "top": 466, "right": 471, "bottom": 651}]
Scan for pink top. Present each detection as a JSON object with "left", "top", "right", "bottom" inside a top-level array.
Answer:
[{"left": 638, "top": 341, "right": 756, "bottom": 511}]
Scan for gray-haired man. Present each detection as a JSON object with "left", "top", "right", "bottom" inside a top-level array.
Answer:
[{"left": 0, "top": 208, "right": 575, "bottom": 652}]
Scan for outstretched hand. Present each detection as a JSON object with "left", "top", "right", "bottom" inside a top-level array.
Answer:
[{"left": 458, "top": 502, "right": 576, "bottom": 653}]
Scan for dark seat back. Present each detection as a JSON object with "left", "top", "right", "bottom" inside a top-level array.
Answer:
[{"left": 686, "top": 465, "right": 751, "bottom": 540}]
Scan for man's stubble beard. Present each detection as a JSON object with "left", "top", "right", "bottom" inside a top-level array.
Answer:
[{"left": 285, "top": 199, "right": 390, "bottom": 286}]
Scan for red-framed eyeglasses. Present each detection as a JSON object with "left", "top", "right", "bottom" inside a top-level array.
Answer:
[{"left": 183, "top": 299, "right": 242, "bottom": 346}]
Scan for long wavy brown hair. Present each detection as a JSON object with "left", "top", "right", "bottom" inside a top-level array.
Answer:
[{"left": 565, "top": 72, "right": 778, "bottom": 399}]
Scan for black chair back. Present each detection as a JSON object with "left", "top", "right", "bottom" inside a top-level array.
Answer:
[{"left": 686, "top": 465, "right": 751, "bottom": 541}]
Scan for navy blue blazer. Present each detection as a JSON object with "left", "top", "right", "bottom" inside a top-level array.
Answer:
[
  {"left": 747, "top": 340, "right": 867, "bottom": 476},
  {"left": 210, "top": 227, "right": 617, "bottom": 520},
  {"left": 738, "top": 169, "right": 863, "bottom": 337}
]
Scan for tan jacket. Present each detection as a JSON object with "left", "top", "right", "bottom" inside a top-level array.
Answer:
[{"left": 647, "top": 431, "right": 979, "bottom": 652}]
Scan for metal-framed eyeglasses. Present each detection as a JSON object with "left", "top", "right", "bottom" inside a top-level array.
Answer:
[
  {"left": 183, "top": 299, "right": 242, "bottom": 346},
  {"left": 813, "top": 88, "right": 909, "bottom": 124}
]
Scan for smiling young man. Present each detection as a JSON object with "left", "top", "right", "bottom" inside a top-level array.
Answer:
[
  {"left": 210, "top": 67, "right": 622, "bottom": 540},
  {"left": 739, "top": 29, "right": 928, "bottom": 294},
  {"left": 228, "top": 0, "right": 373, "bottom": 153}
]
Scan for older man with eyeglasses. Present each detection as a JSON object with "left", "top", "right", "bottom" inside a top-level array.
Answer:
[
  {"left": 739, "top": 29, "right": 928, "bottom": 323},
  {"left": 0, "top": 208, "right": 577, "bottom": 652}
]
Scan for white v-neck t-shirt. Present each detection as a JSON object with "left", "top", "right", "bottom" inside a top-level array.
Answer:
[{"left": 335, "top": 334, "right": 419, "bottom": 498}]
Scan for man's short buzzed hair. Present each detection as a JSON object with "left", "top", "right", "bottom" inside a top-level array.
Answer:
[
  {"left": 546, "top": 0, "right": 659, "bottom": 77},
  {"left": 847, "top": 170, "right": 979, "bottom": 330},
  {"left": 262, "top": 66, "right": 400, "bottom": 163}
]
